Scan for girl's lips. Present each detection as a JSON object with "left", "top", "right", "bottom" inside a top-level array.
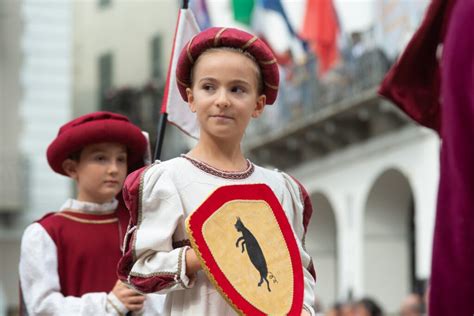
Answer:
[{"left": 210, "top": 115, "right": 233, "bottom": 120}]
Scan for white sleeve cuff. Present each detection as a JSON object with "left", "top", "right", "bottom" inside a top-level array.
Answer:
[
  {"left": 303, "top": 304, "right": 315, "bottom": 316},
  {"left": 107, "top": 292, "right": 129, "bottom": 316}
]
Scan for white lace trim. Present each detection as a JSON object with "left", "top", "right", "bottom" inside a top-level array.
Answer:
[{"left": 60, "top": 198, "right": 118, "bottom": 214}]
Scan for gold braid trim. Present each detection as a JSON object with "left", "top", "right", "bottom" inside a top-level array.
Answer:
[
  {"left": 265, "top": 81, "right": 279, "bottom": 90},
  {"left": 55, "top": 212, "right": 117, "bottom": 224},
  {"left": 185, "top": 215, "right": 245, "bottom": 316},
  {"left": 176, "top": 77, "right": 189, "bottom": 88},
  {"left": 187, "top": 35, "right": 197, "bottom": 64},
  {"left": 214, "top": 27, "right": 228, "bottom": 47},
  {"left": 241, "top": 36, "right": 258, "bottom": 50},
  {"left": 260, "top": 58, "right": 277, "bottom": 65}
]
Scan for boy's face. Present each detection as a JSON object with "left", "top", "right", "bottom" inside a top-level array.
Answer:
[
  {"left": 63, "top": 142, "right": 127, "bottom": 204},
  {"left": 186, "top": 50, "right": 266, "bottom": 143}
]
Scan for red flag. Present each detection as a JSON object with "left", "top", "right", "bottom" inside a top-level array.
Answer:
[{"left": 300, "top": 0, "right": 340, "bottom": 75}]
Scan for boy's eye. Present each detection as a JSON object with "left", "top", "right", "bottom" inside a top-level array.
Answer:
[{"left": 94, "top": 155, "right": 106, "bottom": 161}]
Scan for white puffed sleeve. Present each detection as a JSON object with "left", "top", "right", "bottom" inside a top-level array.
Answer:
[
  {"left": 19, "top": 223, "right": 125, "bottom": 315},
  {"left": 120, "top": 164, "right": 195, "bottom": 295},
  {"left": 280, "top": 172, "right": 317, "bottom": 316}
]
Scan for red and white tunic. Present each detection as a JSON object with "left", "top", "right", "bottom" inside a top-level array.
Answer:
[
  {"left": 19, "top": 199, "right": 164, "bottom": 315},
  {"left": 119, "top": 155, "right": 316, "bottom": 315}
]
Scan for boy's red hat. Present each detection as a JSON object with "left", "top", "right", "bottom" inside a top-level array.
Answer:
[
  {"left": 47, "top": 111, "right": 147, "bottom": 176},
  {"left": 176, "top": 27, "right": 280, "bottom": 104}
]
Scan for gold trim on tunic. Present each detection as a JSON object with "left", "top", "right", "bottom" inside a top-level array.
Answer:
[{"left": 56, "top": 212, "right": 118, "bottom": 224}]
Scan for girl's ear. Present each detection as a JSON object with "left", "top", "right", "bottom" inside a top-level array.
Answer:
[
  {"left": 252, "top": 95, "right": 266, "bottom": 118},
  {"left": 186, "top": 88, "right": 196, "bottom": 113},
  {"left": 62, "top": 159, "right": 79, "bottom": 180}
]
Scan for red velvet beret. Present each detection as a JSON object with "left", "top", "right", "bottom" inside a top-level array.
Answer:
[
  {"left": 176, "top": 27, "right": 279, "bottom": 104},
  {"left": 47, "top": 111, "right": 147, "bottom": 176}
]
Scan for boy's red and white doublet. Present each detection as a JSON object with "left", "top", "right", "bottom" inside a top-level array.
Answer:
[
  {"left": 19, "top": 199, "right": 164, "bottom": 315},
  {"left": 118, "top": 156, "right": 316, "bottom": 315}
]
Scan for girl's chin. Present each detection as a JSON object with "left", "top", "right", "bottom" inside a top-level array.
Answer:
[{"left": 203, "top": 128, "right": 242, "bottom": 139}]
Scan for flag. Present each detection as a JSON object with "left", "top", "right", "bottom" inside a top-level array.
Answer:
[
  {"left": 300, "top": 0, "right": 340, "bottom": 75},
  {"left": 232, "top": 0, "right": 254, "bottom": 26},
  {"left": 260, "top": 0, "right": 297, "bottom": 37},
  {"left": 189, "top": 0, "right": 212, "bottom": 30},
  {"left": 161, "top": 8, "right": 201, "bottom": 139},
  {"left": 229, "top": 0, "right": 306, "bottom": 57},
  {"left": 250, "top": 0, "right": 306, "bottom": 58}
]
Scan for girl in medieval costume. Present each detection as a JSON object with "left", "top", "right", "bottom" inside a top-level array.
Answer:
[{"left": 118, "top": 27, "right": 316, "bottom": 315}]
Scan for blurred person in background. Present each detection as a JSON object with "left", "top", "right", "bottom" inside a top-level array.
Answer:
[
  {"left": 353, "top": 297, "right": 383, "bottom": 316},
  {"left": 325, "top": 302, "right": 342, "bottom": 316},
  {"left": 341, "top": 301, "right": 355, "bottom": 316},
  {"left": 400, "top": 293, "right": 424, "bottom": 316}
]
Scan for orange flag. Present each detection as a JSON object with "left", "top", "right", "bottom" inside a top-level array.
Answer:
[{"left": 300, "top": 0, "right": 340, "bottom": 75}]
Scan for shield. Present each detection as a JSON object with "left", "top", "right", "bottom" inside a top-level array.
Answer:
[{"left": 186, "top": 184, "right": 304, "bottom": 315}]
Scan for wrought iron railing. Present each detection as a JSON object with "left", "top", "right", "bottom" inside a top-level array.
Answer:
[{"left": 246, "top": 48, "right": 392, "bottom": 139}]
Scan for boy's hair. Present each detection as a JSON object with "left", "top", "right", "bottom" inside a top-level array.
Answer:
[
  {"left": 67, "top": 150, "right": 82, "bottom": 162},
  {"left": 47, "top": 111, "right": 147, "bottom": 176},
  {"left": 190, "top": 46, "right": 264, "bottom": 95},
  {"left": 176, "top": 27, "right": 279, "bottom": 105}
]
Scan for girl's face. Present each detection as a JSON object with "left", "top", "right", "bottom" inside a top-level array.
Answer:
[{"left": 186, "top": 49, "right": 266, "bottom": 145}]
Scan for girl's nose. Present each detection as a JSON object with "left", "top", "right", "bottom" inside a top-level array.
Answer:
[{"left": 215, "top": 89, "right": 230, "bottom": 108}]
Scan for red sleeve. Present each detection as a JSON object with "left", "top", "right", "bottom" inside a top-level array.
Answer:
[
  {"left": 117, "top": 165, "right": 149, "bottom": 283},
  {"left": 288, "top": 176, "right": 316, "bottom": 281}
]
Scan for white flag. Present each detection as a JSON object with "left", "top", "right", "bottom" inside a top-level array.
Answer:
[{"left": 161, "top": 8, "right": 201, "bottom": 139}]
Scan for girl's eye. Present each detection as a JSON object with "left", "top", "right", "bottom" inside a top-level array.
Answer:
[
  {"left": 117, "top": 156, "right": 127, "bottom": 163},
  {"left": 202, "top": 84, "right": 214, "bottom": 91},
  {"left": 231, "top": 86, "right": 245, "bottom": 94}
]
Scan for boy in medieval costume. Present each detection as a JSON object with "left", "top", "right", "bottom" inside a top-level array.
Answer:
[{"left": 19, "top": 112, "right": 164, "bottom": 315}]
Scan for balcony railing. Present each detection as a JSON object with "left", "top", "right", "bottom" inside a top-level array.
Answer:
[{"left": 246, "top": 48, "right": 392, "bottom": 142}]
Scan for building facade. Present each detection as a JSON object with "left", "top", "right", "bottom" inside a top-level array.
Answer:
[
  {"left": 73, "top": 0, "right": 185, "bottom": 159},
  {"left": 0, "top": 0, "right": 73, "bottom": 313},
  {"left": 244, "top": 47, "right": 439, "bottom": 314}
]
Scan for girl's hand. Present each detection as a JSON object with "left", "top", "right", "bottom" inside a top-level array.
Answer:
[{"left": 185, "top": 248, "right": 202, "bottom": 277}]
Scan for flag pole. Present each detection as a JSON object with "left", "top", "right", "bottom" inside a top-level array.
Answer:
[
  {"left": 153, "top": 0, "right": 189, "bottom": 160},
  {"left": 153, "top": 111, "right": 168, "bottom": 160}
]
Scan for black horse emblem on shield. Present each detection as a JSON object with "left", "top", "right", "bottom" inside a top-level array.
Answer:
[{"left": 235, "top": 217, "right": 271, "bottom": 292}]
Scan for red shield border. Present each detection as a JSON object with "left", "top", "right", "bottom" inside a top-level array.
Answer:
[{"left": 186, "top": 183, "right": 304, "bottom": 315}]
